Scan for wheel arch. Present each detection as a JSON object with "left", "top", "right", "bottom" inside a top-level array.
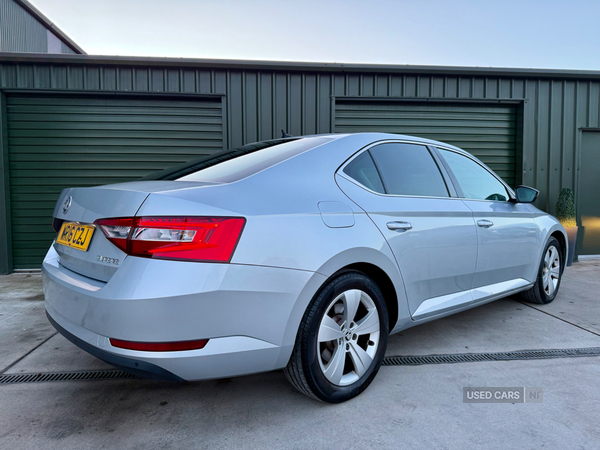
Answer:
[
  {"left": 315, "top": 247, "right": 409, "bottom": 333},
  {"left": 550, "top": 230, "right": 567, "bottom": 273},
  {"left": 533, "top": 215, "right": 569, "bottom": 277},
  {"left": 336, "top": 262, "right": 399, "bottom": 332},
  {"left": 274, "top": 247, "right": 410, "bottom": 370}
]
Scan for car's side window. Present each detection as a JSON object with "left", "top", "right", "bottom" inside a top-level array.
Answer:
[
  {"left": 343, "top": 150, "right": 386, "bottom": 194},
  {"left": 438, "top": 148, "right": 509, "bottom": 202},
  {"left": 369, "top": 143, "right": 449, "bottom": 197}
]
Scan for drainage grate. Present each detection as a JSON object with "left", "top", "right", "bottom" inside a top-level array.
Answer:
[
  {"left": 382, "top": 347, "right": 600, "bottom": 366},
  {"left": 0, "top": 369, "right": 137, "bottom": 385},
  {"left": 3, "top": 348, "right": 600, "bottom": 384}
]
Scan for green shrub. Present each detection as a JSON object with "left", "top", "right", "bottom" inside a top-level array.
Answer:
[{"left": 555, "top": 188, "right": 577, "bottom": 227}]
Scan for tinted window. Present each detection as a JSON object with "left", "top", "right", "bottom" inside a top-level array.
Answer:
[
  {"left": 142, "top": 139, "right": 296, "bottom": 181},
  {"left": 158, "top": 137, "right": 332, "bottom": 183},
  {"left": 439, "top": 148, "right": 509, "bottom": 201},
  {"left": 343, "top": 151, "right": 385, "bottom": 193},
  {"left": 369, "top": 143, "right": 449, "bottom": 197}
]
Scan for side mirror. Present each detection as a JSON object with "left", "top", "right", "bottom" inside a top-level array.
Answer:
[{"left": 514, "top": 185, "right": 539, "bottom": 203}]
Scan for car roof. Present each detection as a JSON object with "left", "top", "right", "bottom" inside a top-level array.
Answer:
[
  {"left": 143, "top": 132, "right": 474, "bottom": 185},
  {"left": 300, "top": 132, "right": 471, "bottom": 156}
]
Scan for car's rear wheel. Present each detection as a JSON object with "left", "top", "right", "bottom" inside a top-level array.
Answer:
[
  {"left": 284, "top": 271, "right": 388, "bottom": 403},
  {"left": 521, "top": 237, "right": 563, "bottom": 304}
]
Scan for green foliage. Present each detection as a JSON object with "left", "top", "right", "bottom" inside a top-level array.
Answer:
[{"left": 555, "top": 188, "right": 577, "bottom": 227}]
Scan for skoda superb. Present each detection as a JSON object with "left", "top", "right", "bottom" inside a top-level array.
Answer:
[{"left": 43, "top": 133, "right": 566, "bottom": 403}]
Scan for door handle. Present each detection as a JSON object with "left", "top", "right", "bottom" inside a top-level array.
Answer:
[
  {"left": 477, "top": 219, "right": 494, "bottom": 228},
  {"left": 387, "top": 221, "right": 413, "bottom": 231}
]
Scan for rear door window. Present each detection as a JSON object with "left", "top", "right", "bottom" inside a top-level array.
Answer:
[{"left": 369, "top": 143, "right": 449, "bottom": 197}]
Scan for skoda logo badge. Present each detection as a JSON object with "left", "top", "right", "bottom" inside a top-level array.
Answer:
[{"left": 62, "top": 196, "right": 72, "bottom": 214}]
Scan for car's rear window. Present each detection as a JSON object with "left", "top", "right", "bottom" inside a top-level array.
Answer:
[{"left": 144, "top": 137, "right": 332, "bottom": 183}]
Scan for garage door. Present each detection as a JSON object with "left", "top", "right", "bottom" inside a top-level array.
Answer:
[
  {"left": 335, "top": 101, "right": 517, "bottom": 186},
  {"left": 7, "top": 95, "right": 223, "bottom": 269}
]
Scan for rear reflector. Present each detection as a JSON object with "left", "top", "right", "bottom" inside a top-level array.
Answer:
[
  {"left": 94, "top": 216, "right": 245, "bottom": 262},
  {"left": 109, "top": 338, "right": 209, "bottom": 352}
]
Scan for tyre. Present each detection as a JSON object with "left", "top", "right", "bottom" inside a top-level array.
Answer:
[
  {"left": 521, "top": 237, "right": 563, "bottom": 304},
  {"left": 284, "top": 271, "right": 388, "bottom": 403}
]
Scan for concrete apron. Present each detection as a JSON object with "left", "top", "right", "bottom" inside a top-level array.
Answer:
[
  {"left": 1, "top": 261, "right": 599, "bottom": 375},
  {"left": 0, "top": 262, "right": 599, "bottom": 450}
]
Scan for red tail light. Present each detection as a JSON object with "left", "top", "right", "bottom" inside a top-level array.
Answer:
[
  {"left": 93, "top": 217, "right": 133, "bottom": 252},
  {"left": 52, "top": 218, "right": 64, "bottom": 233},
  {"left": 94, "top": 216, "right": 245, "bottom": 262}
]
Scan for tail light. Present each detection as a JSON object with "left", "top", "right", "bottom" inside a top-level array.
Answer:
[
  {"left": 94, "top": 216, "right": 245, "bottom": 263},
  {"left": 93, "top": 217, "right": 133, "bottom": 252},
  {"left": 52, "top": 218, "right": 64, "bottom": 233}
]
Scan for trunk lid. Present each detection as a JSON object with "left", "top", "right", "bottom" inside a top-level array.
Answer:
[{"left": 51, "top": 181, "right": 215, "bottom": 282}]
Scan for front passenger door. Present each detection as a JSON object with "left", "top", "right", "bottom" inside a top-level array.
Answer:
[{"left": 436, "top": 148, "right": 540, "bottom": 296}]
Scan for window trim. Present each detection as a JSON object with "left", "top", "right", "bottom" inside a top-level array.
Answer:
[
  {"left": 366, "top": 149, "right": 390, "bottom": 194},
  {"left": 433, "top": 146, "right": 516, "bottom": 203},
  {"left": 337, "top": 139, "right": 458, "bottom": 200},
  {"left": 429, "top": 146, "right": 465, "bottom": 198},
  {"left": 426, "top": 146, "right": 459, "bottom": 198}
]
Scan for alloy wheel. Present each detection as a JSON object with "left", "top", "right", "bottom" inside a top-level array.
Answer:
[
  {"left": 542, "top": 245, "right": 561, "bottom": 296},
  {"left": 317, "top": 289, "right": 381, "bottom": 386}
]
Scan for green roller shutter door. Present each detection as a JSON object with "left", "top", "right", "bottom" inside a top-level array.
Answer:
[
  {"left": 335, "top": 101, "right": 517, "bottom": 186},
  {"left": 7, "top": 94, "right": 223, "bottom": 269}
]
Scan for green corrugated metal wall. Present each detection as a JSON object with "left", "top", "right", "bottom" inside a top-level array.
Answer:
[
  {"left": 2, "top": 58, "right": 600, "bottom": 270},
  {"left": 335, "top": 102, "right": 517, "bottom": 186},
  {"left": 6, "top": 94, "right": 222, "bottom": 269}
]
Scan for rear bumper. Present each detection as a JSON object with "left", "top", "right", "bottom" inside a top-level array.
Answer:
[
  {"left": 42, "top": 246, "right": 325, "bottom": 381},
  {"left": 46, "top": 311, "right": 183, "bottom": 382}
]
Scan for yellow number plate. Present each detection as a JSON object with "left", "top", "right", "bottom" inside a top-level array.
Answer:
[{"left": 56, "top": 222, "right": 96, "bottom": 251}]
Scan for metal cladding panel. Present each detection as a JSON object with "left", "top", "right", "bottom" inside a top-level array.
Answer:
[
  {"left": 2, "top": 59, "right": 600, "bottom": 267},
  {"left": 0, "top": 0, "right": 47, "bottom": 52},
  {"left": 521, "top": 79, "right": 600, "bottom": 214},
  {"left": 6, "top": 94, "right": 223, "bottom": 269},
  {"left": 60, "top": 41, "right": 76, "bottom": 55},
  {"left": 335, "top": 101, "right": 517, "bottom": 186},
  {"left": 225, "top": 71, "right": 332, "bottom": 148}
]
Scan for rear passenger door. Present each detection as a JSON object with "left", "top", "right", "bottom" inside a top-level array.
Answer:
[
  {"left": 337, "top": 141, "right": 478, "bottom": 320},
  {"left": 436, "top": 148, "right": 541, "bottom": 296}
]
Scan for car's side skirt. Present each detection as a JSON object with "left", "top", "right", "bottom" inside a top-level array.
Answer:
[{"left": 411, "top": 278, "right": 532, "bottom": 321}]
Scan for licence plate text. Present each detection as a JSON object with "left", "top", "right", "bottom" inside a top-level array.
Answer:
[{"left": 56, "top": 222, "right": 95, "bottom": 251}]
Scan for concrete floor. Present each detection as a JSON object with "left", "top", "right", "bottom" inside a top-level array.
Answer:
[{"left": 1, "top": 262, "right": 599, "bottom": 449}]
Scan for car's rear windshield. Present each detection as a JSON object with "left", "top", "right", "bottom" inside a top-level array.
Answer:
[{"left": 142, "top": 137, "right": 332, "bottom": 183}]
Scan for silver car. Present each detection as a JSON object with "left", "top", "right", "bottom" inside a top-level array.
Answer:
[{"left": 43, "top": 133, "right": 567, "bottom": 403}]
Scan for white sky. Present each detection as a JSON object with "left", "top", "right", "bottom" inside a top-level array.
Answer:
[{"left": 31, "top": 0, "right": 600, "bottom": 70}]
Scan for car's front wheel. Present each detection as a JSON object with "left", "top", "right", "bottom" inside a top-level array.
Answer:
[
  {"left": 284, "top": 271, "right": 388, "bottom": 403},
  {"left": 521, "top": 236, "right": 563, "bottom": 304}
]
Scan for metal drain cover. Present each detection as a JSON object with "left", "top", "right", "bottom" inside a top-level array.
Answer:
[
  {"left": 2, "top": 347, "right": 600, "bottom": 385},
  {"left": 0, "top": 369, "right": 137, "bottom": 385},
  {"left": 382, "top": 347, "right": 600, "bottom": 366}
]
